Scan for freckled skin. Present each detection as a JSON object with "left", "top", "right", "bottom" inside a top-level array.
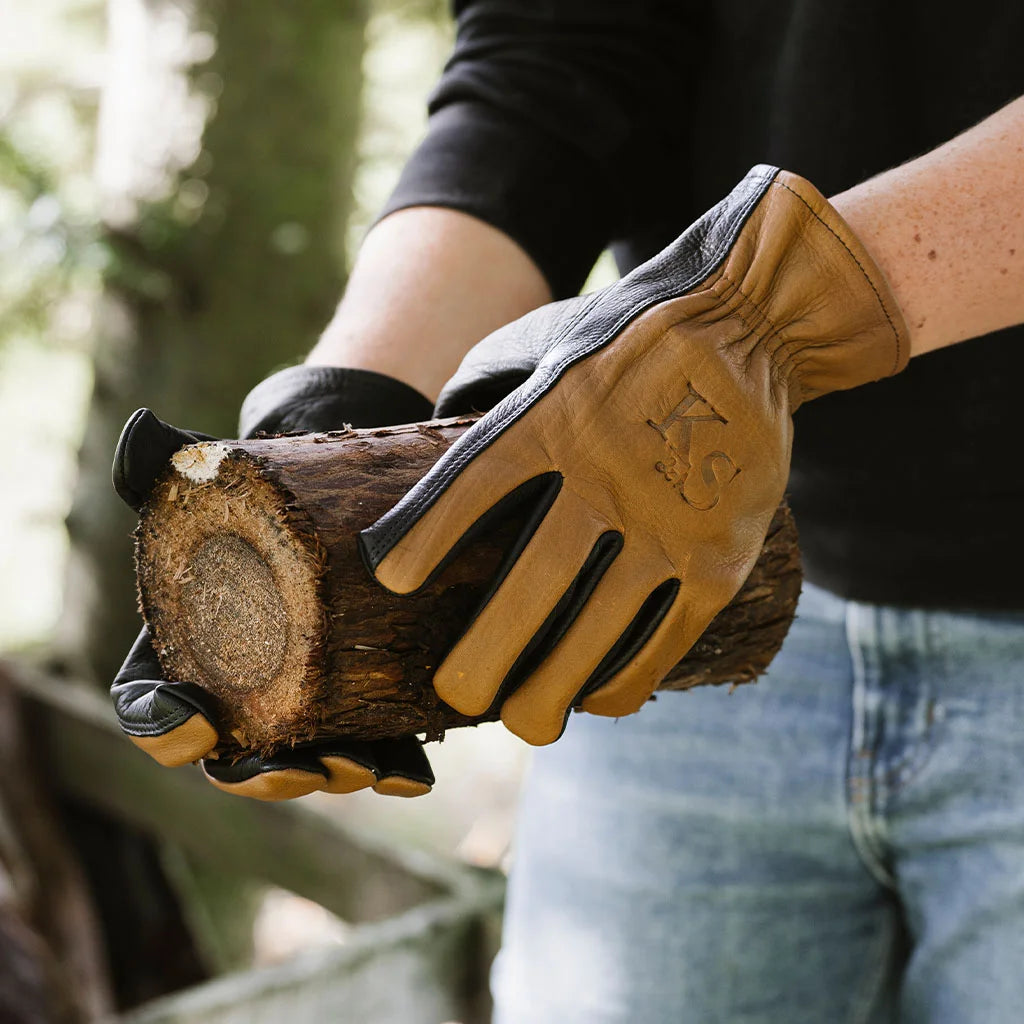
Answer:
[{"left": 831, "top": 95, "right": 1024, "bottom": 359}]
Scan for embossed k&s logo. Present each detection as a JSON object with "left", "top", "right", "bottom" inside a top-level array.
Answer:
[{"left": 647, "top": 382, "right": 740, "bottom": 510}]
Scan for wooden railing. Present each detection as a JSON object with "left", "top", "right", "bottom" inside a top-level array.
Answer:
[{"left": 3, "top": 659, "right": 504, "bottom": 1023}]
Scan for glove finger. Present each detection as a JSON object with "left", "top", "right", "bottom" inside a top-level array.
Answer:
[
  {"left": 111, "top": 627, "right": 220, "bottom": 766},
  {"left": 500, "top": 550, "right": 679, "bottom": 745},
  {"left": 359, "top": 418, "right": 549, "bottom": 596},
  {"left": 202, "top": 751, "right": 328, "bottom": 801},
  {"left": 201, "top": 737, "right": 434, "bottom": 801},
  {"left": 432, "top": 491, "right": 612, "bottom": 717},
  {"left": 111, "top": 679, "right": 220, "bottom": 766},
  {"left": 315, "top": 739, "right": 384, "bottom": 794},
  {"left": 369, "top": 738, "right": 434, "bottom": 798},
  {"left": 579, "top": 584, "right": 697, "bottom": 720},
  {"left": 113, "top": 408, "right": 216, "bottom": 512},
  {"left": 314, "top": 737, "right": 434, "bottom": 797},
  {"left": 115, "top": 624, "right": 165, "bottom": 680}
]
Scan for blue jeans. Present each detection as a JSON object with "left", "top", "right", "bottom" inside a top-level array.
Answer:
[{"left": 492, "top": 583, "right": 1024, "bottom": 1023}]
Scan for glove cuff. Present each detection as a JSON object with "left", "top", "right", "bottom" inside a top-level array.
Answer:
[
  {"left": 239, "top": 365, "right": 434, "bottom": 437},
  {"left": 718, "top": 169, "right": 910, "bottom": 406}
]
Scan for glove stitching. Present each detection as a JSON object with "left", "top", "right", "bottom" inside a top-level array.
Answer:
[
  {"left": 120, "top": 705, "right": 193, "bottom": 736},
  {"left": 772, "top": 179, "right": 904, "bottom": 375}
]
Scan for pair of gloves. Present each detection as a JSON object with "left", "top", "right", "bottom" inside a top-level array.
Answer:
[{"left": 112, "top": 166, "right": 908, "bottom": 800}]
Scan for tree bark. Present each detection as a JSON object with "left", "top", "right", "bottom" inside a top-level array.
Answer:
[{"left": 137, "top": 419, "right": 802, "bottom": 755}]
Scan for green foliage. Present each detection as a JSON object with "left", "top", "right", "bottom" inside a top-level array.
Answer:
[
  {"left": 0, "top": 0, "right": 108, "bottom": 351},
  {"left": 0, "top": 128, "right": 107, "bottom": 348}
]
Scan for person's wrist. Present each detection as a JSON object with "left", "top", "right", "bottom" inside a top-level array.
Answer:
[{"left": 307, "top": 206, "right": 553, "bottom": 400}]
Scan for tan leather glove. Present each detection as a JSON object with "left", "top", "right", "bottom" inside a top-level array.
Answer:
[{"left": 360, "top": 165, "right": 909, "bottom": 746}]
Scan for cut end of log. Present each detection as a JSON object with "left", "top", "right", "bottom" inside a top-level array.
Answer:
[{"left": 136, "top": 445, "right": 329, "bottom": 749}]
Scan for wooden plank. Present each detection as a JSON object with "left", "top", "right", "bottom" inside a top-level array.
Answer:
[
  {"left": 118, "top": 896, "right": 499, "bottom": 1024},
  {"left": 2, "top": 660, "right": 496, "bottom": 923},
  {"left": 0, "top": 675, "right": 115, "bottom": 1019}
]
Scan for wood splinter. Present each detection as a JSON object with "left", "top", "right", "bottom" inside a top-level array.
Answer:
[{"left": 135, "top": 418, "right": 802, "bottom": 757}]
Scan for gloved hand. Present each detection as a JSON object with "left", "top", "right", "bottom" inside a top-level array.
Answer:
[
  {"left": 361, "top": 165, "right": 909, "bottom": 746},
  {"left": 111, "top": 366, "right": 437, "bottom": 799}
]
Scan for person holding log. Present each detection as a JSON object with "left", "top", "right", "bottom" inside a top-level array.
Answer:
[{"left": 110, "top": 2, "right": 1024, "bottom": 1021}]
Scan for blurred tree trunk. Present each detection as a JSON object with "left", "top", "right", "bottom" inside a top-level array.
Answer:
[
  {"left": 51, "top": 0, "right": 370, "bottom": 1006},
  {"left": 60, "top": 0, "right": 369, "bottom": 684}
]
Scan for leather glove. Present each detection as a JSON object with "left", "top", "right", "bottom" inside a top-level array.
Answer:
[
  {"left": 111, "top": 366, "right": 437, "bottom": 799},
  {"left": 361, "top": 165, "right": 909, "bottom": 746}
]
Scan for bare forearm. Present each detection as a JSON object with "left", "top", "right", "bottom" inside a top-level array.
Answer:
[
  {"left": 831, "top": 95, "right": 1024, "bottom": 357},
  {"left": 311, "top": 96, "right": 1023, "bottom": 394},
  {"left": 307, "top": 207, "right": 552, "bottom": 401}
]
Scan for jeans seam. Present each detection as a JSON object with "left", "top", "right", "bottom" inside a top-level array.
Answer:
[
  {"left": 846, "top": 907, "right": 899, "bottom": 1024},
  {"left": 881, "top": 610, "right": 942, "bottom": 798},
  {"left": 846, "top": 600, "right": 898, "bottom": 891}
]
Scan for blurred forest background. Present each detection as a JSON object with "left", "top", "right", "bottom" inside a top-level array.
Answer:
[{"left": 0, "top": 1, "right": 532, "bottom": 1020}]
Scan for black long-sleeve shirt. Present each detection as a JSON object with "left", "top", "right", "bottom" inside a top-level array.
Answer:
[{"left": 382, "top": 0, "right": 1024, "bottom": 609}]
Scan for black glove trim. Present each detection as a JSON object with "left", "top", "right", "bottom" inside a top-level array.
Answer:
[
  {"left": 111, "top": 679, "right": 218, "bottom": 737},
  {"left": 434, "top": 367, "right": 534, "bottom": 419},
  {"left": 370, "top": 737, "right": 435, "bottom": 786},
  {"left": 202, "top": 736, "right": 434, "bottom": 788},
  {"left": 202, "top": 750, "right": 329, "bottom": 785},
  {"left": 238, "top": 365, "right": 434, "bottom": 437},
  {"left": 113, "top": 408, "right": 216, "bottom": 511},
  {"left": 111, "top": 629, "right": 221, "bottom": 736}
]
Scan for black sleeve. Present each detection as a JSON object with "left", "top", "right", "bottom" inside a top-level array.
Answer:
[{"left": 378, "top": 1, "right": 699, "bottom": 298}]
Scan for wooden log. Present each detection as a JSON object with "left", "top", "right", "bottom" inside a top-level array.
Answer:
[{"left": 135, "top": 418, "right": 802, "bottom": 755}]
